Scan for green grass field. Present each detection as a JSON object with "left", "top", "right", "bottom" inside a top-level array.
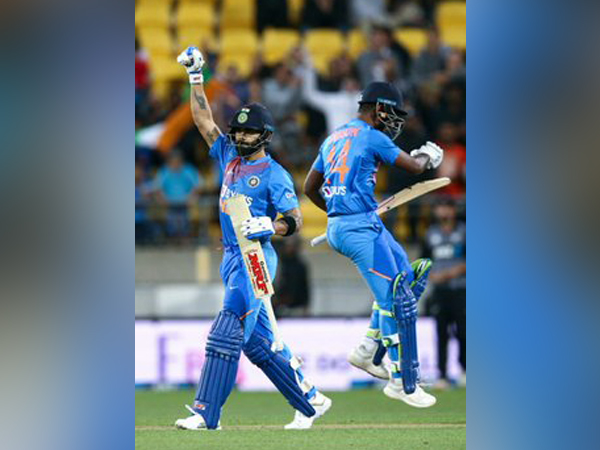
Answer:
[{"left": 135, "top": 387, "right": 466, "bottom": 450}]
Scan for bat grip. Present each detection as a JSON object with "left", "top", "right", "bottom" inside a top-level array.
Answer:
[
  {"left": 310, "top": 233, "right": 327, "bottom": 247},
  {"left": 262, "top": 295, "right": 284, "bottom": 352}
]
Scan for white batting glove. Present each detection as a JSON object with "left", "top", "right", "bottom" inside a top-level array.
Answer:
[
  {"left": 177, "top": 46, "right": 204, "bottom": 84},
  {"left": 241, "top": 216, "right": 275, "bottom": 241},
  {"left": 410, "top": 141, "right": 444, "bottom": 170}
]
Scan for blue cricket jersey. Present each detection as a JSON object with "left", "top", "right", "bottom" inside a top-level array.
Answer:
[
  {"left": 311, "top": 119, "right": 402, "bottom": 216},
  {"left": 210, "top": 135, "right": 299, "bottom": 247}
]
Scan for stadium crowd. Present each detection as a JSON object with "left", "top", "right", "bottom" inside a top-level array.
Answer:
[{"left": 135, "top": 0, "right": 466, "bottom": 246}]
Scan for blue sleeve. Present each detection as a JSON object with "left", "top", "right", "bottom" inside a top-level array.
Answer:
[
  {"left": 208, "top": 135, "right": 236, "bottom": 169},
  {"left": 269, "top": 167, "right": 300, "bottom": 214},
  {"left": 370, "top": 130, "right": 402, "bottom": 166},
  {"left": 311, "top": 151, "right": 325, "bottom": 173}
]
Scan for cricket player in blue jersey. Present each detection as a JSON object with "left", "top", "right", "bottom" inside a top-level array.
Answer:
[
  {"left": 304, "top": 82, "right": 444, "bottom": 408},
  {"left": 174, "top": 47, "right": 331, "bottom": 430}
]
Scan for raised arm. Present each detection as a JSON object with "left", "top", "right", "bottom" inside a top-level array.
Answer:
[{"left": 177, "top": 47, "right": 222, "bottom": 147}]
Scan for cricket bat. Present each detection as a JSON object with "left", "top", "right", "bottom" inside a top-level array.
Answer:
[
  {"left": 226, "top": 194, "right": 284, "bottom": 352},
  {"left": 310, "top": 177, "right": 451, "bottom": 247}
]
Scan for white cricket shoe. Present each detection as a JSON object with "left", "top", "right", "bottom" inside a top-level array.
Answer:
[
  {"left": 383, "top": 379, "right": 437, "bottom": 408},
  {"left": 348, "top": 345, "right": 390, "bottom": 380},
  {"left": 175, "top": 405, "right": 221, "bottom": 430},
  {"left": 284, "top": 392, "right": 332, "bottom": 430}
]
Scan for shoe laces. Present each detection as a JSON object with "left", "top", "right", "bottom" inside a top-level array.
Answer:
[{"left": 184, "top": 404, "right": 200, "bottom": 416}]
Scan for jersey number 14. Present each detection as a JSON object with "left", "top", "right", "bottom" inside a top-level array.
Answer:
[{"left": 326, "top": 139, "right": 352, "bottom": 184}]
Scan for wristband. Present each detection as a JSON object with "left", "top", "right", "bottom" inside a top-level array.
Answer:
[
  {"left": 189, "top": 72, "right": 204, "bottom": 84},
  {"left": 280, "top": 215, "right": 297, "bottom": 237}
]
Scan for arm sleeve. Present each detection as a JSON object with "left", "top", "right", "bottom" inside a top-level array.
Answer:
[
  {"left": 269, "top": 168, "right": 300, "bottom": 214},
  {"left": 370, "top": 130, "right": 402, "bottom": 166},
  {"left": 310, "top": 152, "right": 325, "bottom": 173}
]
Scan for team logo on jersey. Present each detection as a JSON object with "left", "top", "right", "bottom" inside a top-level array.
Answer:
[
  {"left": 247, "top": 176, "right": 260, "bottom": 188},
  {"left": 237, "top": 112, "right": 249, "bottom": 123}
]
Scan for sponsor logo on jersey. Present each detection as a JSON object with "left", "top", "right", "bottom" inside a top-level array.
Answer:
[
  {"left": 285, "top": 191, "right": 296, "bottom": 199},
  {"left": 321, "top": 186, "right": 347, "bottom": 198},
  {"left": 247, "top": 175, "right": 260, "bottom": 188},
  {"left": 219, "top": 185, "right": 253, "bottom": 213}
]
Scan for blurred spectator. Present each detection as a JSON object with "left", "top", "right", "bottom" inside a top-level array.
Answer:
[
  {"left": 298, "top": 53, "right": 361, "bottom": 135},
  {"left": 219, "top": 64, "right": 251, "bottom": 124},
  {"left": 439, "top": 48, "right": 466, "bottom": 86},
  {"left": 135, "top": 163, "right": 154, "bottom": 245},
  {"left": 314, "top": 53, "right": 356, "bottom": 92},
  {"left": 135, "top": 37, "right": 151, "bottom": 121},
  {"left": 274, "top": 236, "right": 310, "bottom": 316},
  {"left": 435, "top": 81, "right": 466, "bottom": 142},
  {"left": 422, "top": 197, "right": 466, "bottom": 388},
  {"left": 389, "top": 0, "right": 426, "bottom": 27},
  {"left": 357, "top": 25, "right": 408, "bottom": 87},
  {"left": 411, "top": 28, "right": 450, "bottom": 86},
  {"left": 262, "top": 63, "right": 303, "bottom": 167},
  {"left": 435, "top": 122, "right": 466, "bottom": 199},
  {"left": 257, "top": 0, "right": 290, "bottom": 33},
  {"left": 350, "top": 0, "right": 386, "bottom": 27},
  {"left": 153, "top": 152, "right": 203, "bottom": 241},
  {"left": 301, "top": 0, "right": 349, "bottom": 30}
]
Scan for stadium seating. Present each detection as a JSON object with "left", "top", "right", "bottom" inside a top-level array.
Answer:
[
  {"left": 288, "top": 0, "right": 305, "bottom": 26},
  {"left": 138, "top": 27, "right": 175, "bottom": 58},
  {"left": 177, "top": 27, "right": 216, "bottom": 51},
  {"left": 135, "top": 2, "right": 172, "bottom": 28},
  {"left": 148, "top": 55, "right": 186, "bottom": 100},
  {"left": 437, "top": 1, "right": 466, "bottom": 49},
  {"left": 217, "top": 55, "right": 255, "bottom": 78},
  {"left": 178, "top": 0, "right": 217, "bottom": 6},
  {"left": 218, "top": 29, "right": 259, "bottom": 77},
  {"left": 440, "top": 26, "right": 466, "bottom": 49},
  {"left": 304, "top": 29, "right": 345, "bottom": 73},
  {"left": 395, "top": 28, "right": 428, "bottom": 56},
  {"left": 437, "top": 1, "right": 467, "bottom": 28},
  {"left": 261, "top": 29, "right": 301, "bottom": 65},
  {"left": 220, "top": 29, "right": 259, "bottom": 58},
  {"left": 176, "top": 2, "right": 215, "bottom": 30},
  {"left": 347, "top": 29, "right": 368, "bottom": 59},
  {"left": 221, "top": 0, "right": 256, "bottom": 30}
]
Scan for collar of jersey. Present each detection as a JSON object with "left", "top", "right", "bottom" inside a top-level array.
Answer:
[
  {"left": 241, "top": 154, "right": 271, "bottom": 165},
  {"left": 352, "top": 118, "right": 370, "bottom": 129}
]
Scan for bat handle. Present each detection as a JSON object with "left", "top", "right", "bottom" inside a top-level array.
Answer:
[
  {"left": 310, "top": 233, "right": 327, "bottom": 247},
  {"left": 262, "top": 295, "right": 284, "bottom": 352}
]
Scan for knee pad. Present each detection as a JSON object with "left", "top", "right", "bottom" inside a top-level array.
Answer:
[
  {"left": 194, "top": 310, "right": 243, "bottom": 429},
  {"left": 244, "top": 335, "right": 316, "bottom": 417},
  {"left": 392, "top": 272, "right": 421, "bottom": 394}
]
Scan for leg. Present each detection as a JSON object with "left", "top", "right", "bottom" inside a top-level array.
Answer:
[
  {"left": 332, "top": 218, "right": 435, "bottom": 407},
  {"left": 175, "top": 309, "right": 244, "bottom": 430},
  {"left": 348, "top": 303, "right": 390, "bottom": 379},
  {"left": 243, "top": 305, "right": 318, "bottom": 418},
  {"left": 176, "top": 252, "right": 259, "bottom": 431},
  {"left": 451, "top": 288, "right": 467, "bottom": 374},
  {"left": 434, "top": 288, "right": 451, "bottom": 381}
]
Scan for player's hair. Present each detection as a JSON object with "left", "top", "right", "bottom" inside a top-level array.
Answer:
[{"left": 358, "top": 103, "right": 376, "bottom": 114}]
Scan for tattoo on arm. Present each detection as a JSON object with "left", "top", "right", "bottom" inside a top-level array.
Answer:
[
  {"left": 193, "top": 90, "right": 207, "bottom": 110},
  {"left": 206, "top": 126, "right": 221, "bottom": 146}
]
